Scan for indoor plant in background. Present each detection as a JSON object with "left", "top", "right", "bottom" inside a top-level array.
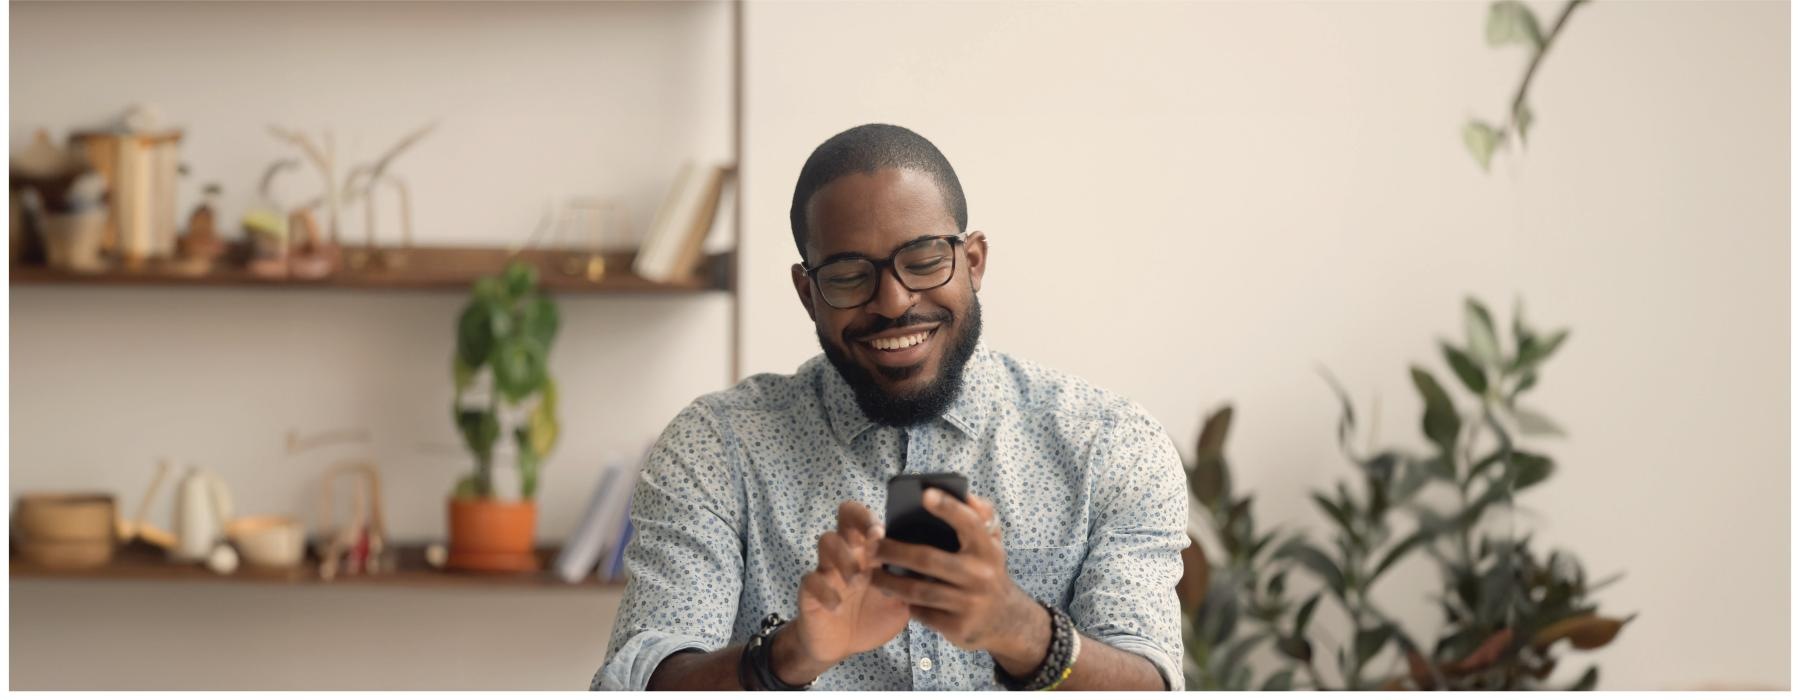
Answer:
[
  {"left": 1181, "top": 298, "right": 1631, "bottom": 690},
  {"left": 447, "top": 260, "right": 561, "bottom": 572}
]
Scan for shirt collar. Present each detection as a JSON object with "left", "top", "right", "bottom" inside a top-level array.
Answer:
[{"left": 817, "top": 340, "right": 996, "bottom": 445}]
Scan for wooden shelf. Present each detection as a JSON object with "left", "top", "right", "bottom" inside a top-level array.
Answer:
[
  {"left": 9, "top": 246, "right": 733, "bottom": 295},
  {"left": 10, "top": 540, "right": 625, "bottom": 591}
]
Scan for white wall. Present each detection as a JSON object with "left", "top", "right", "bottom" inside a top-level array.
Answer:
[
  {"left": 740, "top": 0, "right": 1788, "bottom": 690},
  {"left": 8, "top": 0, "right": 1789, "bottom": 691}
]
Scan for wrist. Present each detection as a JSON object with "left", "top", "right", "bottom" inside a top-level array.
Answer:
[
  {"left": 988, "top": 592, "right": 1053, "bottom": 677},
  {"left": 767, "top": 618, "right": 834, "bottom": 687}
]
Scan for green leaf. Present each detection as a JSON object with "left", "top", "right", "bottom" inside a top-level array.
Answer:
[
  {"left": 521, "top": 295, "right": 560, "bottom": 350},
  {"left": 1511, "top": 405, "right": 1564, "bottom": 436},
  {"left": 1508, "top": 451, "right": 1554, "bottom": 490},
  {"left": 1276, "top": 635, "right": 1314, "bottom": 664},
  {"left": 1410, "top": 367, "right": 1462, "bottom": 455},
  {"left": 1486, "top": 0, "right": 1544, "bottom": 48},
  {"left": 1311, "top": 491, "right": 1354, "bottom": 536},
  {"left": 503, "top": 260, "right": 539, "bottom": 299},
  {"left": 1191, "top": 406, "right": 1234, "bottom": 507},
  {"left": 1319, "top": 368, "right": 1356, "bottom": 451},
  {"left": 1464, "top": 120, "right": 1505, "bottom": 171},
  {"left": 455, "top": 408, "right": 499, "bottom": 463},
  {"left": 452, "top": 354, "right": 474, "bottom": 393},
  {"left": 528, "top": 388, "right": 560, "bottom": 458},
  {"left": 1441, "top": 342, "right": 1488, "bottom": 395},
  {"left": 1355, "top": 625, "right": 1394, "bottom": 666},
  {"left": 1281, "top": 543, "right": 1347, "bottom": 596},
  {"left": 516, "top": 432, "right": 541, "bottom": 500},
  {"left": 1465, "top": 298, "right": 1502, "bottom": 369},
  {"left": 472, "top": 275, "right": 507, "bottom": 304},
  {"left": 1511, "top": 328, "right": 1569, "bottom": 373},
  {"left": 492, "top": 337, "right": 548, "bottom": 403},
  {"left": 1371, "top": 529, "right": 1428, "bottom": 584},
  {"left": 456, "top": 301, "right": 498, "bottom": 368},
  {"left": 1260, "top": 669, "right": 1295, "bottom": 691},
  {"left": 1295, "top": 592, "right": 1322, "bottom": 634},
  {"left": 1570, "top": 665, "right": 1599, "bottom": 691}
]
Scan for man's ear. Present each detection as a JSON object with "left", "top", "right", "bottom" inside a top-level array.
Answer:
[
  {"left": 792, "top": 263, "right": 818, "bottom": 322},
  {"left": 964, "top": 230, "right": 989, "bottom": 293}
]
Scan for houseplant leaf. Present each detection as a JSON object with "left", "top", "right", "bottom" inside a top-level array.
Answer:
[
  {"left": 1442, "top": 341, "right": 1488, "bottom": 394},
  {"left": 1464, "top": 120, "right": 1505, "bottom": 171},
  {"left": 521, "top": 295, "right": 560, "bottom": 349},
  {"left": 493, "top": 337, "right": 548, "bottom": 403},
  {"left": 1410, "top": 367, "right": 1462, "bottom": 455},
  {"left": 1465, "top": 298, "right": 1502, "bottom": 369},
  {"left": 1486, "top": 0, "right": 1543, "bottom": 48}
]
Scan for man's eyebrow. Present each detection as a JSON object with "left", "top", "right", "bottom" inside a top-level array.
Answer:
[{"left": 815, "top": 234, "right": 940, "bottom": 267}]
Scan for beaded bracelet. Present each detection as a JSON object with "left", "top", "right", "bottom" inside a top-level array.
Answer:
[{"left": 996, "top": 601, "right": 1080, "bottom": 691}]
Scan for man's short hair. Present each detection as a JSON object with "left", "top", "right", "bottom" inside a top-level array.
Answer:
[{"left": 789, "top": 123, "right": 969, "bottom": 262}]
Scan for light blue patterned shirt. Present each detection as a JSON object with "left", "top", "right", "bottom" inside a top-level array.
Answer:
[{"left": 592, "top": 343, "right": 1188, "bottom": 691}]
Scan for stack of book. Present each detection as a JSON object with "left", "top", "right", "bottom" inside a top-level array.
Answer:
[{"left": 552, "top": 448, "right": 649, "bottom": 584}]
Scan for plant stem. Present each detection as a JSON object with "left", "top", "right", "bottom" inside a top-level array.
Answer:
[{"left": 1503, "top": 0, "right": 1589, "bottom": 136}]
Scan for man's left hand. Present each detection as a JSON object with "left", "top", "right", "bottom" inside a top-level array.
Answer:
[{"left": 869, "top": 491, "right": 1051, "bottom": 673}]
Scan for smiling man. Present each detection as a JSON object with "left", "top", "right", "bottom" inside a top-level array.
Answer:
[{"left": 592, "top": 124, "right": 1188, "bottom": 691}]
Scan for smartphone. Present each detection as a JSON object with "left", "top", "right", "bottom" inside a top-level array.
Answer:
[{"left": 883, "top": 473, "right": 969, "bottom": 579}]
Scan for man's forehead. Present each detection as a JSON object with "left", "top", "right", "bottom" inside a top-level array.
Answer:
[{"left": 806, "top": 168, "right": 957, "bottom": 257}]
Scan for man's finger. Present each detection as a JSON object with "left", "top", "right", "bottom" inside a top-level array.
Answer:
[
  {"left": 801, "top": 570, "right": 843, "bottom": 611},
  {"left": 837, "top": 501, "right": 877, "bottom": 537},
  {"left": 874, "top": 538, "right": 972, "bottom": 586},
  {"left": 870, "top": 568, "right": 968, "bottom": 612},
  {"left": 923, "top": 488, "right": 992, "bottom": 556},
  {"left": 819, "top": 532, "right": 858, "bottom": 580}
]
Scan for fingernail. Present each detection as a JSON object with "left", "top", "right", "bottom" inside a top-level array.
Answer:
[
  {"left": 925, "top": 489, "right": 940, "bottom": 506},
  {"left": 870, "top": 524, "right": 885, "bottom": 539}
]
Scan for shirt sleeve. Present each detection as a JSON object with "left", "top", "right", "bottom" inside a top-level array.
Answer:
[
  {"left": 592, "top": 400, "right": 746, "bottom": 691},
  {"left": 1067, "top": 407, "right": 1189, "bottom": 691}
]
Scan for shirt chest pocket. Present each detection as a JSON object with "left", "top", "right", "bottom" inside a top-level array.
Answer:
[{"left": 1004, "top": 544, "right": 1084, "bottom": 609}]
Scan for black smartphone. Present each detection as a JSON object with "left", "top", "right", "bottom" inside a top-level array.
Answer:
[{"left": 883, "top": 472, "right": 969, "bottom": 579}]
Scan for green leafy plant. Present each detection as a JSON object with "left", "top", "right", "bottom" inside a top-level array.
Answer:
[
  {"left": 1183, "top": 298, "right": 1631, "bottom": 690},
  {"left": 1464, "top": 0, "right": 1589, "bottom": 170},
  {"left": 451, "top": 260, "right": 560, "bottom": 501}
]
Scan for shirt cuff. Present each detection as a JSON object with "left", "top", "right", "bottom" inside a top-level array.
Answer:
[
  {"left": 592, "top": 630, "right": 714, "bottom": 691},
  {"left": 1095, "top": 633, "right": 1184, "bottom": 691}
]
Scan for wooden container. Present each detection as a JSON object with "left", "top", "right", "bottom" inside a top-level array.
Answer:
[{"left": 14, "top": 493, "right": 117, "bottom": 569}]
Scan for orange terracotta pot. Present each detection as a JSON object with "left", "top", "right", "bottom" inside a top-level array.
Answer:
[{"left": 446, "top": 498, "right": 539, "bottom": 573}]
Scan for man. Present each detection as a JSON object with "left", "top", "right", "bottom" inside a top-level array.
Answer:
[{"left": 592, "top": 124, "right": 1187, "bottom": 691}]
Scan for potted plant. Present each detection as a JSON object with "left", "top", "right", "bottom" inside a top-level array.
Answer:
[{"left": 447, "top": 260, "right": 560, "bottom": 572}]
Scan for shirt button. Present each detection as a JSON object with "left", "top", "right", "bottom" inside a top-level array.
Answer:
[{"left": 917, "top": 657, "right": 933, "bottom": 671}]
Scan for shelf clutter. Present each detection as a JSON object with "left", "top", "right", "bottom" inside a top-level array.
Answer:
[
  {"left": 11, "top": 539, "right": 625, "bottom": 590},
  {"left": 10, "top": 246, "right": 733, "bottom": 294}
]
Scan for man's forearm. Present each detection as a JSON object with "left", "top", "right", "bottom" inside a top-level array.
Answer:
[
  {"left": 1055, "top": 634, "right": 1168, "bottom": 690},
  {"left": 988, "top": 601, "right": 1167, "bottom": 691},
  {"left": 645, "top": 647, "right": 744, "bottom": 691},
  {"left": 646, "top": 624, "right": 833, "bottom": 691}
]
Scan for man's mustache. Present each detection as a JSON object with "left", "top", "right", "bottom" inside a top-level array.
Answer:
[{"left": 844, "top": 309, "right": 954, "bottom": 342}]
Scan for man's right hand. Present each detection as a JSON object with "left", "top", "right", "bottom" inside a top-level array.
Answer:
[{"left": 768, "top": 500, "right": 910, "bottom": 686}]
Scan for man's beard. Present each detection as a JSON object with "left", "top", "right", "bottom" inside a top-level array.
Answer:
[{"left": 818, "top": 296, "right": 983, "bottom": 428}]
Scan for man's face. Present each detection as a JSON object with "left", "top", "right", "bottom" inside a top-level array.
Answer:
[{"left": 791, "top": 168, "right": 989, "bottom": 426}]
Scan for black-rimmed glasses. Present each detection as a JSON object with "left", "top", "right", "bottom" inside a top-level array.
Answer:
[{"left": 802, "top": 233, "right": 968, "bottom": 309}]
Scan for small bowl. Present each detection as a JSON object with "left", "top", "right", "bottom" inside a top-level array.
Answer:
[
  {"left": 15, "top": 493, "right": 116, "bottom": 543},
  {"left": 226, "top": 515, "right": 306, "bottom": 569}
]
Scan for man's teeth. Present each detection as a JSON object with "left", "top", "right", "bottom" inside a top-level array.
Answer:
[{"left": 868, "top": 330, "right": 931, "bottom": 351}]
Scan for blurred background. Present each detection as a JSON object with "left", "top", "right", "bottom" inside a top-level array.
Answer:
[{"left": 7, "top": 0, "right": 1788, "bottom": 691}]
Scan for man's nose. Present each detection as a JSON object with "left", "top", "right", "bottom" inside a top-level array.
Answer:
[{"left": 865, "top": 265, "right": 918, "bottom": 318}]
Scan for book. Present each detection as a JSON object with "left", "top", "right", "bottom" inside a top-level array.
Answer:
[
  {"left": 633, "top": 162, "right": 729, "bottom": 283},
  {"left": 553, "top": 464, "right": 622, "bottom": 583}
]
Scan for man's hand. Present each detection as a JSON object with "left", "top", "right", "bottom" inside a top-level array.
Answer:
[
  {"left": 770, "top": 501, "right": 911, "bottom": 686},
  {"left": 869, "top": 491, "right": 1054, "bottom": 678}
]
